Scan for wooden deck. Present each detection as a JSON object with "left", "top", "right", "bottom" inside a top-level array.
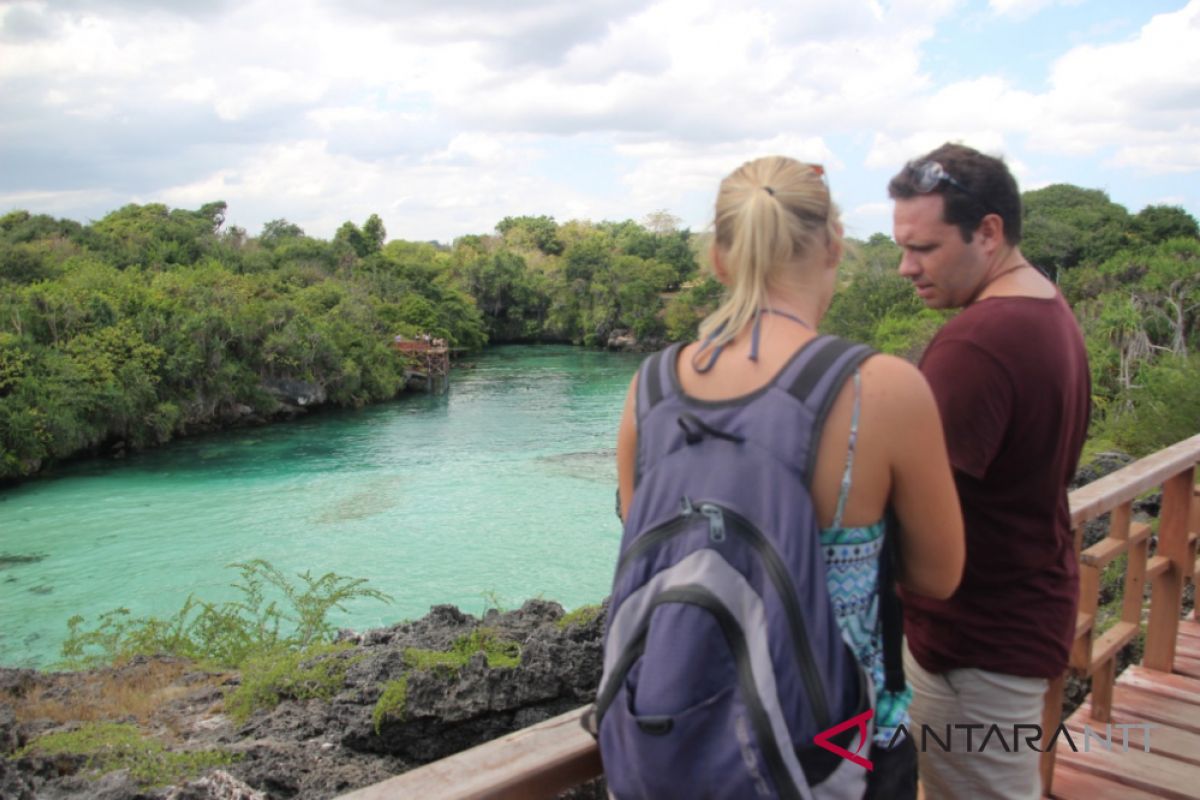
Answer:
[{"left": 1050, "top": 620, "right": 1200, "bottom": 800}]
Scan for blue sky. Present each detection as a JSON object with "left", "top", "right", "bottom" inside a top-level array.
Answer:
[{"left": 1, "top": 0, "right": 1198, "bottom": 243}]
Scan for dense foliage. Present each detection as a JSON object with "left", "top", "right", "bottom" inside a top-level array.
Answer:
[
  {"left": 0, "top": 206, "right": 697, "bottom": 478},
  {"left": 0, "top": 204, "right": 490, "bottom": 478},
  {"left": 1, "top": 189, "right": 1197, "bottom": 478}
]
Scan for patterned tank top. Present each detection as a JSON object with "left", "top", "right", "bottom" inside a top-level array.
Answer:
[{"left": 820, "top": 369, "right": 911, "bottom": 746}]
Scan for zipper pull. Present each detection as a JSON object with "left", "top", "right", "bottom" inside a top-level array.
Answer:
[
  {"left": 680, "top": 496, "right": 695, "bottom": 516},
  {"left": 700, "top": 504, "right": 726, "bottom": 543}
]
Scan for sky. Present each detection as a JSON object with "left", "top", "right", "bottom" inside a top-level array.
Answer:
[{"left": 2, "top": 0, "right": 1199, "bottom": 244}]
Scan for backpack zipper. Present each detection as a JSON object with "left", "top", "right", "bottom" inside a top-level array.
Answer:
[{"left": 616, "top": 499, "right": 832, "bottom": 731}]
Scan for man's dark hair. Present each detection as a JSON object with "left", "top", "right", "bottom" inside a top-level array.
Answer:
[{"left": 887, "top": 143, "right": 1023, "bottom": 245}]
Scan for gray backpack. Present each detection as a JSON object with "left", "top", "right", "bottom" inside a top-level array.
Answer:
[{"left": 594, "top": 335, "right": 888, "bottom": 799}]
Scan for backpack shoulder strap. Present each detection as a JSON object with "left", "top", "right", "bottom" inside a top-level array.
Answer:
[
  {"left": 631, "top": 343, "right": 684, "bottom": 492},
  {"left": 778, "top": 335, "right": 876, "bottom": 481},
  {"left": 780, "top": 336, "right": 906, "bottom": 693},
  {"left": 635, "top": 342, "right": 683, "bottom": 421}
]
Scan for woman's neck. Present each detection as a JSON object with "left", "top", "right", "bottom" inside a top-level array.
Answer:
[{"left": 762, "top": 287, "right": 826, "bottom": 330}]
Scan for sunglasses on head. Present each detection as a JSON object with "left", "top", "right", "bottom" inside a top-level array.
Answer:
[{"left": 909, "top": 160, "right": 972, "bottom": 196}]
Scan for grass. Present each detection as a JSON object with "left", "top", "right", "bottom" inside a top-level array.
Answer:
[
  {"left": 10, "top": 659, "right": 222, "bottom": 729},
  {"left": 11, "top": 722, "right": 238, "bottom": 788},
  {"left": 365, "top": 627, "right": 522, "bottom": 736},
  {"left": 224, "top": 642, "right": 359, "bottom": 724},
  {"left": 372, "top": 678, "right": 409, "bottom": 733},
  {"left": 556, "top": 604, "right": 602, "bottom": 630},
  {"left": 403, "top": 628, "right": 521, "bottom": 672}
]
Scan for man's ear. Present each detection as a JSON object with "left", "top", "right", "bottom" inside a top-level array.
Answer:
[{"left": 978, "top": 213, "right": 1005, "bottom": 252}]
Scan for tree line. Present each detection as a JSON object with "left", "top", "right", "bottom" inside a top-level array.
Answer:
[{"left": 1, "top": 187, "right": 1197, "bottom": 480}]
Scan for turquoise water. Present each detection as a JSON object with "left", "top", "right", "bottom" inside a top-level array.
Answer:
[{"left": 0, "top": 345, "right": 643, "bottom": 668}]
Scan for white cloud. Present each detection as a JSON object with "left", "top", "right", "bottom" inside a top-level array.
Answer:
[
  {"left": 1028, "top": 1, "right": 1200, "bottom": 163},
  {"left": 844, "top": 202, "right": 892, "bottom": 241},
  {"left": 987, "top": 0, "right": 1084, "bottom": 19},
  {"left": 988, "top": 0, "right": 1052, "bottom": 18},
  {"left": 0, "top": 187, "right": 121, "bottom": 217},
  {"left": 864, "top": 1, "right": 1200, "bottom": 178},
  {"left": 1109, "top": 139, "right": 1200, "bottom": 175},
  {"left": 0, "top": 8, "right": 194, "bottom": 80},
  {"left": 617, "top": 135, "right": 838, "bottom": 213},
  {"left": 156, "top": 136, "right": 613, "bottom": 242},
  {"left": 1, "top": 0, "right": 1198, "bottom": 240}
]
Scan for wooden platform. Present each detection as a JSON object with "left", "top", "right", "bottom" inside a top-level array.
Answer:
[{"left": 1050, "top": 619, "right": 1200, "bottom": 799}]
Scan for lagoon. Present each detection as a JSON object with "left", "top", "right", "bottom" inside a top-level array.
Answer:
[{"left": 0, "top": 345, "right": 641, "bottom": 668}]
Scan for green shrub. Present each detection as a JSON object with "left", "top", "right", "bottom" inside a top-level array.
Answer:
[
  {"left": 1102, "top": 353, "right": 1200, "bottom": 457},
  {"left": 12, "top": 722, "right": 237, "bottom": 788},
  {"left": 225, "top": 642, "right": 358, "bottom": 724},
  {"left": 59, "top": 559, "right": 392, "bottom": 669}
]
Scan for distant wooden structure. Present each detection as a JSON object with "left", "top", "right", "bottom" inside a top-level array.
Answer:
[{"left": 392, "top": 334, "right": 450, "bottom": 394}]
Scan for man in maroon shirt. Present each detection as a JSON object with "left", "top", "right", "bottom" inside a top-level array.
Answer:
[{"left": 888, "top": 144, "right": 1090, "bottom": 799}]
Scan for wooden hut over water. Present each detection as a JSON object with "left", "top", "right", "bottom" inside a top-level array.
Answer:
[{"left": 392, "top": 334, "right": 450, "bottom": 394}]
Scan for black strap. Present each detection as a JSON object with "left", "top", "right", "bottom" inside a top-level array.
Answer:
[
  {"left": 786, "top": 336, "right": 860, "bottom": 403},
  {"left": 677, "top": 413, "right": 745, "bottom": 446},
  {"left": 880, "top": 506, "right": 906, "bottom": 693},
  {"left": 640, "top": 349, "right": 666, "bottom": 415}
]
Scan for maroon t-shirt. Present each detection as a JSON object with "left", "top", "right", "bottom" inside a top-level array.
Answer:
[{"left": 902, "top": 293, "right": 1091, "bottom": 678}]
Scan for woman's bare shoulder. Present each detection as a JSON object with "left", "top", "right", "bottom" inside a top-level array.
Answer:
[{"left": 861, "top": 353, "right": 929, "bottom": 392}]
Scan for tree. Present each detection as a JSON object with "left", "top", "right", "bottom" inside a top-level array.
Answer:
[
  {"left": 362, "top": 214, "right": 387, "bottom": 254},
  {"left": 496, "top": 215, "right": 563, "bottom": 255},
  {"left": 823, "top": 235, "right": 932, "bottom": 351},
  {"left": 1131, "top": 205, "right": 1199, "bottom": 245},
  {"left": 564, "top": 231, "right": 612, "bottom": 283},
  {"left": 643, "top": 210, "right": 682, "bottom": 235},
  {"left": 260, "top": 219, "right": 306, "bottom": 246},
  {"left": 1021, "top": 184, "right": 1132, "bottom": 279}
]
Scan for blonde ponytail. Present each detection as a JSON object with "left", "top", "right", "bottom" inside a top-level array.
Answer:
[{"left": 698, "top": 157, "right": 841, "bottom": 354}]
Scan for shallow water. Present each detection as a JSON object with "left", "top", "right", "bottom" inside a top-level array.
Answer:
[{"left": 0, "top": 345, "right": 642, "bottom": 668}]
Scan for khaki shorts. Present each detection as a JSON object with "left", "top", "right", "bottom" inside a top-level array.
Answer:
[{"left": 903, "top": 641, "right": 1048, "bottom": 800}]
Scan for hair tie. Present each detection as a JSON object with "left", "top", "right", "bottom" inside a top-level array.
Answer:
[{"left": 763, "top": 186, "right": 776, "bottom": 197}]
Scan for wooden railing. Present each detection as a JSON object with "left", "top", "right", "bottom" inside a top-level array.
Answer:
[
  {"left": 339, "top": 434, "right": 1200, "bottom": 800},
  {"left": 1040, "top": 432, "right": 1200, "bottom": 795}
]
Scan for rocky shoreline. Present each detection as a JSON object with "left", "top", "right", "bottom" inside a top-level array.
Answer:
[
  {"left": 0, "top": 600, "right": 607, "bottom": 799},
  {"left": 3, "top": 453, "right": 1186, "bottom": 799}
]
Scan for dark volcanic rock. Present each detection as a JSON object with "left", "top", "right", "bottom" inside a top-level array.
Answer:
[
  {"left": 1070, "top": 450, "right": 1134, "bottom": 489},
  {"left": 1, "top": 599, "right": 607, "bottom": 799}
]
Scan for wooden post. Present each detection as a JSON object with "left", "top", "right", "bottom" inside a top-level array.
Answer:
[
  {"left": 1071, "top": 562, "right": 1100, "bottom": 673},
  {"left": 1090, "top": 658, "right": 1116, "bottom": 723},
  {"left": 1144, "top": 467, "right": 1195, "bottom": 671},
  {"left": 1040, "top": 673, "right": 1066, "bottom": 798},
  {"left": 1122, "top": 521, "right": 1151, "bottom": 626},
  {"left": 1191, "top": 485, "right": 1200, "bottom": 621}
]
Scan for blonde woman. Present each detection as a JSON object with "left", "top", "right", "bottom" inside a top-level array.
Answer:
[{"left": 607, "top": 156, "right": 963, "bottom": 798}]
